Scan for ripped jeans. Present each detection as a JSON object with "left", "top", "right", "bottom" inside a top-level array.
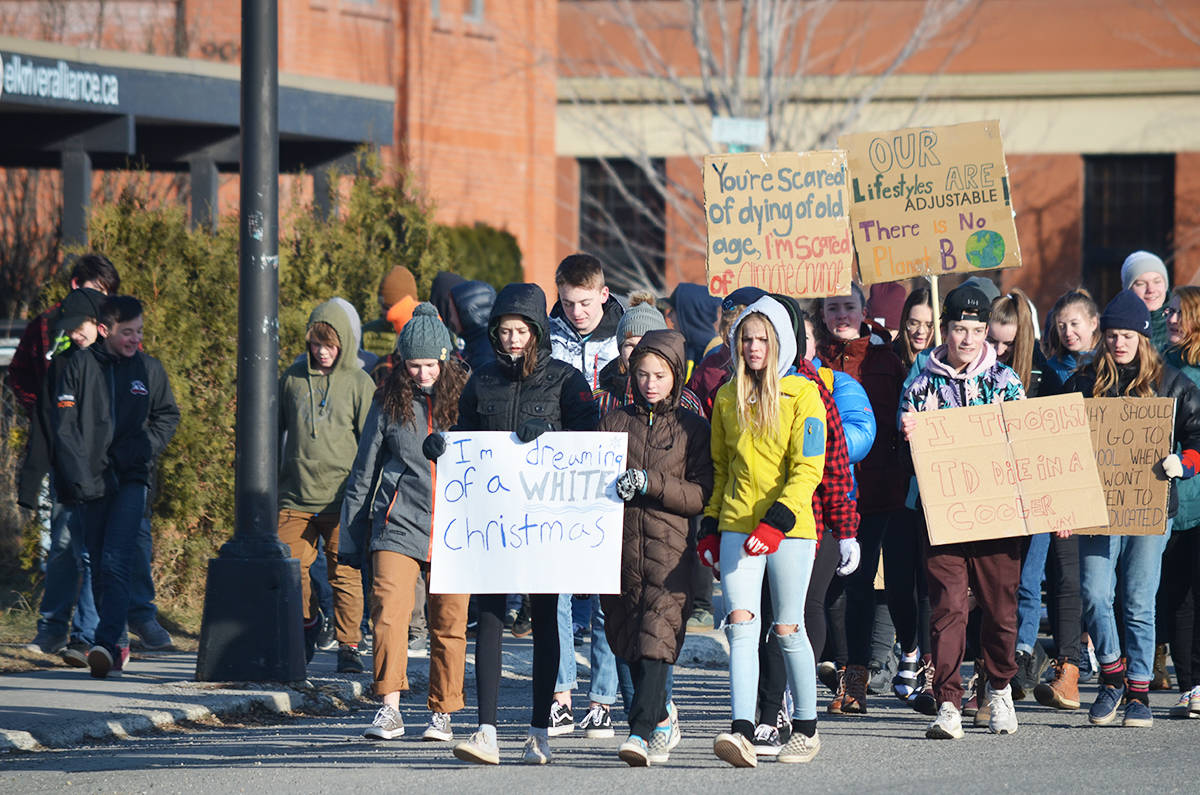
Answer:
[{"left": 720, "top": 532, "right": 817, "bottom": 724}]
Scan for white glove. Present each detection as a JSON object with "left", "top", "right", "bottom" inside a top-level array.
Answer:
[
  {"left": 1163, "top": 454, "right": 1184, "bottom": 479},
  {"left": 615, "top": 469, "right": 648, "bottom": 501},
  {"left": 836, "top": 538, "right": 861, "bottom": 576}
]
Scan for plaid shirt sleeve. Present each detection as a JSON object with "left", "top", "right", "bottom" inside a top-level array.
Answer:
[{"left": 796, "top": 360, "right": 858, "bottom": 540}]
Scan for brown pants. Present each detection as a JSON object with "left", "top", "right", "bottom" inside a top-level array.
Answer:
[
  {"left": 924, "top": 533, "right": 1021, "bottom": 706},
  {"left": 372, "top": 550, "right": 469, "bottom": 712},
  {"left": 277, "top": 509, "right": 364, "bottom": 646}
]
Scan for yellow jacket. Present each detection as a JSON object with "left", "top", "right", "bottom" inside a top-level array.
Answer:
[{"left": 703, "top": 373, "right": 827, "bottom": 539}]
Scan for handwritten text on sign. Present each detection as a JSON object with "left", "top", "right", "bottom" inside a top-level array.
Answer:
[
  {"left": 429, "top": 431, "right": 627, "bottom": 594},
  {"left": 703, "top": 151, "right": 853, "bottom": 299},
  {"left": 908, "top": 394, "right": 1107, "bottom": 545},
  {"left": 1077, "top": 398, "right": 1174, "bottom": 536},
  {"left": 839, "top": 120, "right": 1021, "bottom": 285}
]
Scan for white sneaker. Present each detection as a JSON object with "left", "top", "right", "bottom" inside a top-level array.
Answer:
[
  {"left": 520, "top": 733, "right": 551, "bottom": 765},
  {"left": 422, "top": 711, "right": 453, "bottom": 741},
  {"left": 926, "top": 701, "right": 964, "bottom": 739},
  {"left": 713, "top": 731, "right": 758, "bottom": 767},
  {"left": 1190, "top": 685, "right": 1200, "bottom": 717},
  {"left": 1170, "top": 690, "right": 1193, "bottom": 719},
  {"left": 987, "top": 684, "right": 1018, "bottom": 735},
  {"left": 363, "top": 705, "right": 405, "bottom": 740},
  {"left": 453, "top": 729, "right": 500, "bottom": 765},
  {"left": 666, "top": 701, "right": 682, "bottom": 750},
  {"left": 777, "top": 729, "right": 820, "bottom": 764}
]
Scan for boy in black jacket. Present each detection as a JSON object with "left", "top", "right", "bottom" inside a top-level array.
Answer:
[{"left": 53, "top": 296, "right": 180, "bottom": 678}]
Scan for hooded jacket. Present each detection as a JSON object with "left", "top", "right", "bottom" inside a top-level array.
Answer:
[
  {"left": 668, "top": 283, "right": 720, "bottom": 371},
  {"left": 455, "top": 283, "right": 597, "bottom": 434},
  {"left": 450, "top": 279, "right": 497, "bottom": 371},
  {"left": 818, "top": 319, "right": 907, "bottom": 512},
  {"left": 598, "top": 330, "right": 713, "bottom": 663},
  {"left": 703, "top": 297, "right": 826, "bottom": 539},
  {"left": 549, "top": 293, "right": 624, "bottom": 389},
  {"left": 278, "top": 299, "right": 377, "bottom": 514},
  {"left": 53, "top": 343, "right": 179, "bottom": 503},
  {"left": 901, "top": 342, "right": 1026, "bottom": 413}
]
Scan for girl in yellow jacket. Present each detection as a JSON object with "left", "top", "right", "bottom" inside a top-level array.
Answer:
[{"left": 697, "top": 295, "right": 827, "bottom": 767}]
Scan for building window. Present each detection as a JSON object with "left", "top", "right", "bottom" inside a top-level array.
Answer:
[
  {"left": 465, "top": 0, "right": 484, "bottom": 22},
  {"left": 578, "top": 158, "right": 666, "bottom": 292},
  {"left": 432, "top": 0, "right": 440, "bottom": 19},
  {"left": 1082, "top": 155, "right": 1175, "bottom": 304}
]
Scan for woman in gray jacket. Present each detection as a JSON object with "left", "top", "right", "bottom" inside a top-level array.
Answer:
[{"left": 340, "top": 303, "right": 470, "bottom": 743}]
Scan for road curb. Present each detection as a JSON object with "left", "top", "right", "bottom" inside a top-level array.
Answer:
[
  {"left": 678, "top": 631, "right": 729, "bottom": 669},
  {"left": 0, "top": 675, "right": 367, "bottom": 753}
]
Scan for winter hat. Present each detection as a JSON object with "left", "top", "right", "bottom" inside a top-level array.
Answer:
[
  {"left": 722, "top": 286, "right": 767, "bottom": 312},
  {"left": 617, "top": 302, "right": 667, "bottom": 341},
  {"left": 55, "top": 287, "right": 106, "bottom": 333},
  {"left": 732, "top": 296, "right": 797, "bottom": 379},
  {"left": 1120, "top": 250, "right": 1169, "bottom": 290},
  {"left": 961, "top": 276, "right": 1001, "bottom": 304},
  {"left": 867, "top": 283, "right": 907, "bottom": 330},
  {"left": 942, "top": 285, "right": 991, "bottom": 323},
  {"left": 379, "top": 266, "right": 418, "bottom": 310},
  {"left": 396, "top": 302, "right": 453, "bottom": 361},
  {"left": 1101, "top": 289, "right": 1152, "bottom": 337}
]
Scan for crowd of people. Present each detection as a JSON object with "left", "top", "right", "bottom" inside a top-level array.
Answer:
[{"left": 12, "top": 247, "right": 1200, "bottom": 767}]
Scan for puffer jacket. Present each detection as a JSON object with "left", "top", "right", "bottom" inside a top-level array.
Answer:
[
  {"left": 549, "top": 294, "right": 623, "bottom": 389},
  {"left": 704, "top": 297, "right": 826, "bottom": 538},
  {"left": 811, "top": 354, "right": 875, "bottom": 465},
  {"left": 456, "top": 283, "right": 597, "bottom": 434},
  {"left": 818, "top": 319, "right": 907, "bottom": 512},
  {"left": 1166, "top": 349, "right": 1200, "bottom": 530},
  {"left": 340, "top": 378, "right": 457, "bottom": 564},
  {"left": 450, "top": 279, "right": 497, "bottom": 371},
  {"left": 1066, "top": 359, "right": 1200, "bottom": 520},
  {"left": 599, "top": 330, "right": 713, "bottom": 663}
]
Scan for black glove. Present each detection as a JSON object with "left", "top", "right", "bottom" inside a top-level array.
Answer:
[
  {"left": 516, "top": 417, "right": 554, "bottom": 443},
  {"left": 698, "top": 515, "right": 719, "bottom": 540},
  {"left": 337, "top": 551, "right": 362, "bottom": 570},
  {"left": 423, "top": 432, "right": 447, "bottom": 460}
]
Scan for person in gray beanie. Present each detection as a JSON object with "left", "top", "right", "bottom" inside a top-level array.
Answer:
[
  {"left": 595, "top": 299, "right": 669, "bottom": 416},
  {"left": 1121, "top": 250, "right": 1171, "bottom": 352}
]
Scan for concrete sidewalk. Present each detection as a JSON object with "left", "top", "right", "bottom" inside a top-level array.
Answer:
[{"left": 0, "top": 631, "right": 729, "bottom": 753}]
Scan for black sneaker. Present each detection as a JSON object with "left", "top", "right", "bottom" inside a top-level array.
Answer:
[
  {"left": 752, "top": 723, "right": 782, "bottom": 757},
  {"left": 337, "top": 644, "right": 365, "bottom": 674},
  {"left": 304, "top": 620, "right": 320, "bottom": 663},
  {"left": 504, "top": 608, "right": 519, "bottom": 631},
  {"left": 511, "top": 605, "right": 533, "bottom": 638},
  {"left": 316, "top": 613, "right": 337, "bottom": 652},
  {"left": 548, "top": 701, "right": 574, "bottom": 736},
  {"left": 61, "top": 641, "right": 90, "bottom": 668},
  {"left": 579, "top": 703, "right": 614, "bottom": 738}
]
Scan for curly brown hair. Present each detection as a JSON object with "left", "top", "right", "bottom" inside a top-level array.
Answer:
[{"left": 379, "top": 357, "right": 469, "bottom": 430}]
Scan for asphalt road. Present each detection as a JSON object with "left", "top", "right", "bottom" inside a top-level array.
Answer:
[{"left": 3, "top": 656, "right": 1198, "bottom": 794}]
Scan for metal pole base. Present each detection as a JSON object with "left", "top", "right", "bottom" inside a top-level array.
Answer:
[{"left": 195, "top": 556, "right": 306, "bottom": 682}]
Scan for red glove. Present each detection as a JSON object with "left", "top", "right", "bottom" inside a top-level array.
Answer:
[
  {"left": 698, "top": 534, "right": 720, "bottom": 568},
  {"left": 744, "top": 524, "right": 785, "bottom": 556}
]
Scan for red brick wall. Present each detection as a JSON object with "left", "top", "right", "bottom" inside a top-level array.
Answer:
[
  {"left": 1176, "top": 153, "right": 1200, "bottom": 287},
  {"left": 665, "top": 156, "right": 706, "bottom": 287},
  {"left": 556, "top": 156, "right": 579, "bottom": 263}
]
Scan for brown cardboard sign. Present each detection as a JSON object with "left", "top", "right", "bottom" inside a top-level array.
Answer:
[
  {"left": 838, "top": 120, "right": 1021, "bottom": 285},
  {"left": 909, "top": 394, "right": 1108, "bottom": 545},
  {"left": 1077, "top": 397, "right": 1174, "bottom": 536},
  {"left": 703, "top": 151, "right": 853, "bottom": 300}
]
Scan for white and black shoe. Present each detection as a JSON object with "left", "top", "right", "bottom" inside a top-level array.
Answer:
[
  {"left": 364, "top": 705, "right": 405, "bottom": 740},
  {"left": 752, "top": 723, "right": 782, "bottom": 757},
  {"left": 579, "top": 703, "right": 614, "bottom": 738},
  {"left": 548, "top": 702, "right": 574, "bottom": 736}
]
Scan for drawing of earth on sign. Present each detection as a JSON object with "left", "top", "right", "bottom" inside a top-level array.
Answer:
[{"left": 965, "top": 229, "right": 1005, "bottom": 269}]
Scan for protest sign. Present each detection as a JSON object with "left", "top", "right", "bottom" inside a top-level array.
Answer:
[
  {"left": 1077, "top": 397, "right": 1174, "bottom": 536},
  {"left": 908, "top": 394, "right": 1108, "bottom": 545},
  {"left": 839, "top": 120, "right": 1021, "bottom": 285},
  {"left": 429, "top": 431, "right": 627, "bottom": 594},
  {"left": 703, "top": 150, "right": 853, "bottom": 299}
]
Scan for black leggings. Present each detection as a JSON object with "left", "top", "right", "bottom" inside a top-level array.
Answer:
[
  {"left": 1162, "top": 527, "right": 1200, "bottom": 690},
  {"left": 474, "top": 592, "right": 559, "bottom": 728},
  {"left": 627, "top": 658, "right": 671, "bottom": 738},
  {"left": 882, "top": 509, "right": 931, "bottom": 655}
]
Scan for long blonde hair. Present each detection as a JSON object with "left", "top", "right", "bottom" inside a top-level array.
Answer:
[
  {"left": 990, "top": 287, "right": 1036, "bottom": 389},
  {"left": 1173, "top": 286, "right": 1200, "bottom": 367},
  {"left": 1093, "top": 333, "right": 1163, "bottom": 398},
  {"left": 734, "top": 313, "right": 781, "bottom": 437}
]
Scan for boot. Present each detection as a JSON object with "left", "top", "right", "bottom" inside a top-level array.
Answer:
[
  {"left": 1034, "top": 659, "right": 1080, "bottom": 710},
  {"left": 839, "top": 665, "right": 869, "bottom": 714},
  {"left": 962, "top": 659, "right": 984, "bottom": 717},
  {"left": 827, "top": 667, "right": 848, "bottom": 714},
  {"left": 971, "top": 662, "right": 992, "bottom": 727},
  {"left": 1151, "top": 644, "right": 1171, "bottom": 690}
]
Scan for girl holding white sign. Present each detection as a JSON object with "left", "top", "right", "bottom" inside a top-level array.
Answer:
[
  {"left": 1062, "top": 289, "right": 1200, "bottom": 729},
  {"left": 699, "top": 296, "right": 827, "bottom": 767}
]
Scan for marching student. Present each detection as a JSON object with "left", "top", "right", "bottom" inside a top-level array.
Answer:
[
  {"left": 1121, "top": 250, "right": 1171, "bottom": 352},
  {"left": 340, "top": 304, "right": 470, "bottom": 742},
  {"left": 899, "top": 285, "right": 1026, "bottom": 740},
  {"left": 599, "top": 330, "right": 713, "bottom": 766},
  {"left": 1063, "top": 289, "right": 1200, "bottom": 728},
  {"left": 1042, "top": 289, "right": 1101, "bottom": 390},
  {"left": 701, "top": 296, "right": 826, "bottom": 767}
]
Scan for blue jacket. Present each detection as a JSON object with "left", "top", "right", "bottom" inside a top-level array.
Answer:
[{"left": 812, "top": 355, "right": 875, "bottom": 465}]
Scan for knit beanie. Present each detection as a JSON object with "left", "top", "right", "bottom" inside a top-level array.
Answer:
[
  {"left": 617, "top": 302, "right": 667, "bottom": 341},
  {"left": 379, "top": 266, "right": 418, "bottom": 309},
  {"left": 1120, "top": 250, "right": 1169, "bottom": 290},
  {"left": 867, "top": 283, "right": 907, "bottom": 330},
  {"left": 1100, "top": 289, "right": 1151, "bottom": 337},
  {"left": 396, "top": 302, "right": 453, "bottom": 361}
]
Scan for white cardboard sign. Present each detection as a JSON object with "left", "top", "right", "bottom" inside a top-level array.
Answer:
[{"left": 429, "top": 431, "right": 627, "bottom": 594}]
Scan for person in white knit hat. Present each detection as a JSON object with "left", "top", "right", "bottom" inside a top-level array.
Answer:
[{"left": 1121, "top": 250, "right": 1171, "bottom": 352}]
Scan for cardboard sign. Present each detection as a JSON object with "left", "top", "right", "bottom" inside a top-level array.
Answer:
[
  {"left": 703, "top": 150, "right": 853, "bottom": 299},
  {"left": 839, "top": 120, "right": 1021, "bottom": 285},
  {"left": 429, "top": 431, "right": 627, "bottom": 594},
  {"left": 1076, "top": 397, "right": 1174, "bottom": 536},
  {"left": 909, "top": 394, "right": 1108, "bottom": 545}
]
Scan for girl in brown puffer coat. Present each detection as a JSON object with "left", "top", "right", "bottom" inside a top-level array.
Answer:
[{"left": 599, "top": 329, "right": 713, "bottom": 766}]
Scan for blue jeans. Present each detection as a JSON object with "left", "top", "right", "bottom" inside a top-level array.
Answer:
[
  {"left": 125, "top": 517, "right": 159, "bottom": 629},
  {"left": 1016, "top": 532, "right": 1050, "bottom": 654},
  {"left": 37, "top": 495, "right": 97, "bottom": 644},
  {"left": 1080, "top": 523, "right": 1172, "bottom": 683},
  {"left": 721, "top": 533, "right": 817, "bottom": 723},
  {"left": 80, "top": 483, "right": 148, "bottom": 654},
  {"left": 555, "top": 593, "right": 618, "bottom": 704}
]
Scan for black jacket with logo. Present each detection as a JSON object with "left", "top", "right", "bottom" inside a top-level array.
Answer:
[{"left": 53, "top": 345, "right": 180, "bottom": 503}]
